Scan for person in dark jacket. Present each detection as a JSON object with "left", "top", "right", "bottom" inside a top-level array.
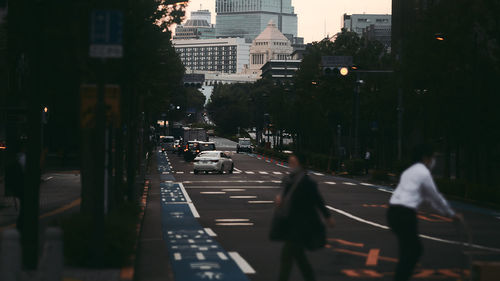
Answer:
[{"left": 275, "top": 154, "right": 334, "bottom": 281}]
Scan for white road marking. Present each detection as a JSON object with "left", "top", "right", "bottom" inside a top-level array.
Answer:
[
  {"left": 248, "top": 201, "right": 274, "bottom": 204},
  {"left": 377, "top": 188, "right": 394, "bottom": 194},
  {"left": 276, "top": 164, "right": 289, "bottom": 169},
  {"left": 259, "top": 171, "right": 269, "bottom": 174},
  {"left": 361, "top": 183, "right": 375, "bottom": 186},
  {"left": 312, "top": 172, "right": 324, "bottom": 176},
  {"left": 245, "top": 171, "right": 255, "bottom": 174},
  {"left": 189, "top": 171, "right": 194, "bottom": 174},
  {"left": 343, "top": 182, "right": 357, "bottom": 186},
  {"left": 216, "top": 223, "right": 254, "bottom": 226},
  {"left": 204, "top": 228, "right": 217, "bottom": 237},
  {"left": 162, "top": 172, "right": 170, "bottom": 174},
  {"left": 185, "top": 186, "right": 279, "bottom": 189},
  {"left": 217, "top": 252, "right": 228, "bottom": 260},
  {"left": 188, "top": 203, "right": 200, "bottom": 218},
  {"left": 178, "top": 183, "right": 192, "bottom": 202},
  {"left": 234, "top": 168, "right": 243, "bottom": 172},
  {"left": 176, "top": 171, "right": 184, "bottom": 174},
  {"left": 222, "top": 188, "right": 246, "bottom": 192},
  {"left": 196, "top": 253, "right": 206, "bottom": 260},
  {"left": 272, "top": 180, "right": 281, "bottom": 184},
  {"left": 174, "top": 253, "right": 182, "bottom": 260},
  {"left": 230, "top": 196, "right": 257, "bottom": 199},
  {"left": 228, "top": 252, "right": 256, "bottom": 274},
  {"left": 326, "top": 205, "right": 500, "bottom": 252},
  {"left": 182, "top": 180, "right": 281, "bottom": 184},
  {"left": 324, "top": 182, "right": 337, "bottom": 185},
  {"left": 273, "top": 171, "right": 283, "bottom": 175},
  {"left": 200, "top": 191, "right": 226, "bottom": 194},
  {"left": 215, "top": 219, "right": 250, "bottom": 222}
]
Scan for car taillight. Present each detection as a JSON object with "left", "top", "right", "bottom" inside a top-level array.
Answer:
[{"left": 196, "top": 150, "right": 200, "bottom": 153}]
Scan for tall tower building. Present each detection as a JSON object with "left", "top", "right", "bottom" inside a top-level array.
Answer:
[{"left": 215, "top": 0, "right": 298, "bottom": 43}]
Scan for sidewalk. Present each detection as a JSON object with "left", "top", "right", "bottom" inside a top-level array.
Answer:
[{"left": 134, "top": 153, "right": 174, "bottom": 281}]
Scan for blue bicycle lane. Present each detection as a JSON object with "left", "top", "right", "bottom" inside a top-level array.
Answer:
[{"left": 157, "top": 151, "right": 250, "bottom": 281}]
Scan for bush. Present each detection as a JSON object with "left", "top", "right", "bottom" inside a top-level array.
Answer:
[
  {"left": 62, "top": 202, "right": 140, "bottom": 268},
  {"left": 371, "top": 170, "right": 390, "bottom": 182},
  {"left": 345, "top": 159, "right": 365, "bottom": 176},
  {"left": 436, "top": 179, "right": 500, "bottom": 206}
]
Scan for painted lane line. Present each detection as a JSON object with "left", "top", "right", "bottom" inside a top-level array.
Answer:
[
  {"left": 228, "top": 252, "right": 256, "bottom": 274},
  {"left": 196, "top": 252, "right": 206, "bottom": 260},
  {"left": 312, "top": 172, "right": 324, "bottom": 176},
  {"left": 365, "top": 249, "right": 380, "bottom": 266},
  {"left": 188, "top": 203, "right": 200, "bottom": 218},
  {"left": 185, "top": 186, "right": 280, "bottom": 189},
  {"left": 245, "top": 171, "right": 255, "bottom": 174},
  {"left": 326, "top": 205, "right": 500, "bottom": 252},
  {"left": 200, "top": 191, "right": 226, "bottom": 194},
  {"left": 215, "top": 219, "right": 250, "bottom": 222},
  {"left": 273, "top": 171, "right": 283, "bottom": 175},
  {"left": 272, "top": 180, "right": 281, "bottom": 184},
  {"left": 222, "top": 188, "right": 246, "bottom": 192},
  {"left": 174, "top": 253, "right": 182, "bottom": 261},
  {"left": 178, "top": 183, "right": 192, "bottom": 202},
  {"left": 216, "top": 223, "right": 254, "bottom": 226},
  {"left": 343, "top": 182, "right": 357, "bottom": 186},
  {"left": 328, "top": 238, "right": 364, "bottom": 248},
  {"left": 377, "top": 188, "right": 394, "bottom": 194},
  {"left": 234, "top": 168, "right": 243, "bottom": 172},
  {"left": 248, "top": 201, "right": 274, "bottom": 204},
  {"left": 259, "top": 171, "right": 269, "bottom": 175},
  {"left": 176, "top": 171, "right": 184, "bottom": 174},
  {"left": 325, "top": 182, "right": 337, "bottom": 185},
  {"left": 204, "top": 228, "right": 217, "bottom": 237},
  {"left": 361, "top": 183, "right": 375, "bottom": 186},
  {"left": 217, "top": 252, "right": 228, "bottom": 260},
  {"left": 230, "top": 196, "right": 257, "bottom": 199}
]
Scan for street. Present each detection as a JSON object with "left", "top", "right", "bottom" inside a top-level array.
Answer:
[{"left": 152, "top": 137, "right": 500, "bottom": 280}]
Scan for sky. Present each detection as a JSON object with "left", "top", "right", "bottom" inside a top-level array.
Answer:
[{"left": 183, "top": 0, "right": 392, "bottom": 43}]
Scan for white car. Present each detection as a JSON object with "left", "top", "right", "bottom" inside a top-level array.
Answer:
[{"left": 193, "top": 151, "right": 234, "bottom": 174}]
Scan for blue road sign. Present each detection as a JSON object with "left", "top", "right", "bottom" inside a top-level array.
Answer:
[{"left": 89, "top": 10, "right": 123, "bottom": 58}]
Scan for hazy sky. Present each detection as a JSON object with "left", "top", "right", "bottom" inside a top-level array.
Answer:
[{"left": 183, "top": 0, "right": 392, "bottom": 43}]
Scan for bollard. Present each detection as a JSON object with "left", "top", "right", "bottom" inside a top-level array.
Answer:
[
  {"left": 39, "top": 227, "right": 63, "bottom": 281},
  {"left": 0, "top": 229, "right": 22, "bottom": 281}
]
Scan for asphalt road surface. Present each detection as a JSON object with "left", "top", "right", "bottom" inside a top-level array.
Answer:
[{"left": 163, "top": 137, "right": 500, "bottom": 281}]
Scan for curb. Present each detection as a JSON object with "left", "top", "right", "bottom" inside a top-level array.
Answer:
[{"left": 120, "top": 179, "right": 151, "bottom": 281}]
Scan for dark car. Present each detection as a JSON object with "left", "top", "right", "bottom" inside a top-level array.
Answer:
[
  {"left": 236, "top": 138, "right": 253, "bottom": 153},
  {"left": 183, "top": 141, "right": 200, "bottom": 161}
]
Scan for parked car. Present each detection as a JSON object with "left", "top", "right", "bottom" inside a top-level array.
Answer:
[
  {"left": 160, "top": 136, "right": 175, "bottom": 152},
  {"left": 236, "top": 138, "right": 253, "bottom": 153},
  {"left": 193, "top": 151, "right": 234, "bottom": 174}
]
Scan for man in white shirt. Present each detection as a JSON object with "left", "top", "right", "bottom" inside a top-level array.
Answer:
[{"left": 387, "top": 144, "right": 461, "bottom": 281}]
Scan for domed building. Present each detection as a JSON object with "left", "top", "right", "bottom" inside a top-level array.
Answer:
[{"left": 246, "top": 20, "right": 293, "bottom": 75}]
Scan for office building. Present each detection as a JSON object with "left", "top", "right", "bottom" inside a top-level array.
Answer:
[
  {"left": 173, "top": 38, "right": 250, "bottom": 74},
  {"left": 342, "top": 14, "right": 391, "bottom": 37},
  {"left": 216, "top": 0, "right": 298, "bottom": 43},
  {"left": 174, "top": 9, "right": 216, "bottom": 40},
  {"left": 363, "top": 24, "right": 392, "bottom": 49}
]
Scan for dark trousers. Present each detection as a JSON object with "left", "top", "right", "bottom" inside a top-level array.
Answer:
[
  {"left": 278, "top": 240, "right": 315, "bottom": 281},
  {"left": 387, "top": 205, "right": 423, "bottom": 281}
]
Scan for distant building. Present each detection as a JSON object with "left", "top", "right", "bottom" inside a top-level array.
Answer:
[
  {"left": 174, "top": 9, "right": 216, "bottom": 40},
  {"left": 261, "top": 60, "right": 301, "bottom": 82},
  {"left": 245, "top": 21, "right": 293, "bottom": 76},
  {"left": 363, "top": 24, "right": 392, "bottom": 49},
  {"left": 173, "top": 38, "right": 250, "bottom": 74},
  {"left": 216, "top": 0, "right": 298, "bottom": 43},
  {"left": 343, "top": 14, "right": 391, "bottom": 49},
  {"left": 343, "top": 14, "right": 391, "bottom": 36}
]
